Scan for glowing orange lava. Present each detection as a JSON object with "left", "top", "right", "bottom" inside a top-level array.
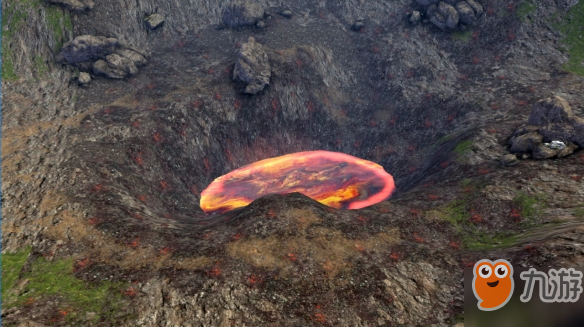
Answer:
[{"left": 200, "top": 151, "right": 395, "bottom": 213}]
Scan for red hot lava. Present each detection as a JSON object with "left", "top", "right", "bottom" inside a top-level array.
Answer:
[{"left": 200, "top": 151, "right": 395, "bottom": 213}]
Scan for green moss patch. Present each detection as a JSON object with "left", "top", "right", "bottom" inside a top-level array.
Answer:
[
  {"left": 517, "top": 1, "right": 537, "bottom": 22},
  {"left": 452, "top": 29, "right": 472, "bottom": 43},
  {"left": 551, "top": 1, "right": 584, "bottom": 76},
  {"left": 3, "top": 247, "right": 131, "bottom": 325}
]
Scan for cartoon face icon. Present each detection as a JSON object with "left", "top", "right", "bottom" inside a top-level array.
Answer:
[{"left": 472, "top": 259, "right": 514, "bottom": 311}]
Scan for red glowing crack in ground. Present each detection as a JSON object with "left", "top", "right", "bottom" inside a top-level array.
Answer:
[{"left": 200, "top": 151, "right": 395, "bottom": 213}]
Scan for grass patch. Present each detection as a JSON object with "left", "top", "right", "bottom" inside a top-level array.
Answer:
[
  {"left": 574, "top": 207, "right": 584, "bottom": 218},
  {"left": 513, "top": 192, "right": 545, "bottom": 221},
  {"left": 2, "top": 246, "right": 33, "bottom": 301},
  {"left": 34, "top": 55, "right": 49, "bottom": 77},
  {"left": 516, "top": 1, "right": 537, "bottom": 22},
  {"left": 47, "top": 5, "right": 72, "bottom": 51},
  {"left": 436, "top": 187, "right": 545, "bottom": 250},
  {"left": 454, "top": 140, "right": 473, "bottom": 155},
  {"left": 452, "top": 29, "right": 472, "bottom": 43},
  {"left": 552, "top": 1, "right": 584, "bottom": 76},
  {"left": 3, "top": 247, "right": 131, "bottom": 325}
]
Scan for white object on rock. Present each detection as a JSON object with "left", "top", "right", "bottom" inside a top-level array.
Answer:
[{"left": 546, "top": 140, "right": 566, "bottom": 150}]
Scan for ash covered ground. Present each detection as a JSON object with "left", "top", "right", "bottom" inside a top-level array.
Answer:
[{"left": 2, "top": 0, "right": 584, "bottom": 326}]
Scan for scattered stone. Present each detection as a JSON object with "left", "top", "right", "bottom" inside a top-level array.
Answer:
[
  {"left": 15, "top": 320, "right": 48, "bottom": 327},
  {"left": 77, "top": 72, "right": 91, "bottom": 85},
  {"left": 353, "top": 21, "right": 364, "bottom": 31},
  {"left": 60, "top": 35, "right": 147, "bottom": 79},
  {"left": 532, "top": 144, "right": 559, "bottom": 159},
  {"left": 223, "top": 0, "right": 265, "bottom": 28},
  {"left": 144, "top": 13, "right": 164, "bottom": 30},
  {"left": 410, "top": 11, "right": 421, "bottom": 24},
  {"left": 46, "top": 0, "right": 94, "bottom": 12},
  {"left": 60, "top": 35, "right": 118, "bottom": 64},
  {"left": 500, "top": 154, "right": 519, "bottom": 167},
  {"left": 280, "top": 10, "right": 292, "bottom": 18},
  {"left": 256, "top": 20, "right": 266, "bottom": 29},
  {"left": 233, "top": 37, "right": 271, "bottom": 94}
]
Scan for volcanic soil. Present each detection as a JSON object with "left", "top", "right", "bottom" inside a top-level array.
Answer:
[{"left": 2, "top": 0, "right": 584, "bottom": 326}]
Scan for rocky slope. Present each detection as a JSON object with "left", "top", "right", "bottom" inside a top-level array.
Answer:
[{"left": 2, "top": 0, "right": 584, "bottom": 326}]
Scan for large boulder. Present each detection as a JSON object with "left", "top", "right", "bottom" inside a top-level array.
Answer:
[
  {"left": 527, "top": 96, "right": 584, "bottom": 148},
  {"left": 456, "top": 1, "right": 476, "bottom": 25},
  {"left": 46, "top": 0, "right": 94, "bottom": 11},
  {"left": 528, "top": 96, "right": 574, "bottom": 126},
  {"left": 233, "top": 37, "right": 271, "bottom": 94},
  {"left": 510, "top": 131, "right": 543, "bottom": 152},
  {"left": 222, "top": 1, "right": 265, "bottom": 28},
  {"left": 60, "top": 35, "right": 118, "bottom": 64}
]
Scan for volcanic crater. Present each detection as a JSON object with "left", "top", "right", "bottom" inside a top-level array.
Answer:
[{"left": 3, "top": 0, "right": 584, "bottom": 325}]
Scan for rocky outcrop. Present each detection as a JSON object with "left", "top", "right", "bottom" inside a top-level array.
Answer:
[
  {"left": 222, "top": 0, "right": 265, "bottom": 28},
  {"left": 59, "top": 35, "right": 147, "bottom": 79},
  {"left": 46, "top": 0, "right": 94, "bottom": 12},
  {"left": 233, "top": 37, "right": 271, "bottom": 94},
  {"left": 414, "top": 0, "right": 483, "bottom": 30},
  {"left": 509, "top": 96, "right": 582, "bottom": 159}
]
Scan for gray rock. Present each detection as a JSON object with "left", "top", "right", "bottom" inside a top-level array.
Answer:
[
  {"left": 16, "top": 320, "right": 48, "bottom": 327},
  {"left": 510, "top": 132, "right": 543, "bottom": 152},
  {"left": 501, "top": 154, "right": 519, "bottom": 167},
  {"left": 223, "top": 1, "right": 265, "bottom": 28},
  {"left": 46, "top": 0, "right": 94, "bottom": 11},
  {"left": 256, "top": 20, "right": 266, "bottom": 29},
  {"left": 466, "top": 0, "right": 484, "bottom": 17},
  {"left": 60, "top": 35, "right": 118, "bottom": 64},
  {"left": 233, "top": 37, "right": 271, "bottom": 94},
  {"left": 77, "top": 72, "right": 91, "bottom": 84},
  {"left": 428, "top": 4, "right": 447, "bottom": 29},
  {"left": 280, "top": 10, "right": 292, "bottom": 18},
  {"left": 106, "top": 53, "right": 138, "bottom": 75},
  {"left": 115, "top": 48, "right": 147, "bottom": 67},
  {"left": 557, "top": 143, "right": 578, "bottom": 158},
  {"left": 410, "top": 11, "right": 421, "bottom": 24},
  {"left": 528, "top": 96, "right": 574, "bottom": 126},
  {"left": 438, "top": 2, "right": 459, "bottom": 29},
  {"left": 456, "top": 1, "right": 476, "bottom": 24},
  {"left": 144, "top": 13, "right": 164, "bottom": 30},
  {"left": 532, "top": 144, "right": 559, "bottom": 159},
  {"left": 416, "top": 0, "right": 438, "bottom": 5},
  {"left": 93, "top": 59, "right": 127, "bottom": 79},
  {"left": 353, "top": 21, "right": 364, "bottom": 31}
]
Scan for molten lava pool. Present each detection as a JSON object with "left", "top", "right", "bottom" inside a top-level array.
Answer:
[{"left": 200, "top": 150, "right": 395, "bottom": 213}]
